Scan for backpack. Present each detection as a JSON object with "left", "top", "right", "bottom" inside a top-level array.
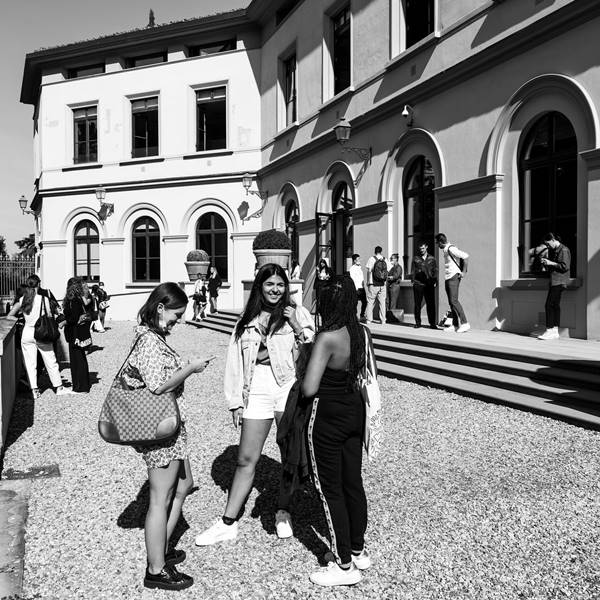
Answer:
[{"left": 372, "top": 257, "right": 388, "bottom": 285}]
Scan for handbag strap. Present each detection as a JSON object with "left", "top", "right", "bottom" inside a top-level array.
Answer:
[
  {"left": 362, "top": 325, "right": 376, "bottom": 381},
  {"left": 38, "top": 293, "right": 49, "bottom": 319},
  {"left": 447, "top": 245, "right": 462, "bottom": 270},
  {"left": 116, "top": 330, "right": 178, "bottom": 378}
]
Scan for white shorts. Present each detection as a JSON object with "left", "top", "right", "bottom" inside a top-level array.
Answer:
[{"left": 244, "top": 364, "right": 295, "bottom": 420}]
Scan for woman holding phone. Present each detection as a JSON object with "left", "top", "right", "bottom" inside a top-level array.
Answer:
[
  {"left": 123, "top": 282, "right": 214, "bottom": 591},
  {"left": 195, "top": 263, "right": 314, "bottom": 546}
]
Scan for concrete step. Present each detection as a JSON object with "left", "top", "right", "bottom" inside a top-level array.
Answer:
[
  {"left": 374, "top": 348, "right": 600, "bottom": 405},
  {"left": 376, "top": 361, "right": 600, "bottom": 429},
  {"left": 372, "top": 339, "right": 600, "bottom": 390}
]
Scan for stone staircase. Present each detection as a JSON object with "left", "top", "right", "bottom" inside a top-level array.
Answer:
[{"left": 189, "top": 312, "right": 600, "bottom": 428}]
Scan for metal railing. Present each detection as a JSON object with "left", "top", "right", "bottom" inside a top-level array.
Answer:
[{"left": 0, "top": 257, "right": 36, "bottom": 312}]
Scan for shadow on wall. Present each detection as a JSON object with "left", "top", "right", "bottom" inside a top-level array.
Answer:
[
  {"left": 311, "top": 95, "right": 352, "bottom": 139},
  {"left": 268, "top": 126, "right": 299, "bottom": 164},
  {"left": 472, "top": 0, "right": 557, "bottom": 49}
]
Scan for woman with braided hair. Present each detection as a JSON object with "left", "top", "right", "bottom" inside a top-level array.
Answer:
[{"left": 302, "top": 275, "right": 372, "bottom": 587}]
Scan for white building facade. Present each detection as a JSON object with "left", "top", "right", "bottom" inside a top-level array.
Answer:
[{"left": 21, "top": 0, "right": 600, "bottom": 339}]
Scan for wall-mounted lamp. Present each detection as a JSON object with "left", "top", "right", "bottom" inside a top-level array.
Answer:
[
  {"left": 240, "top": 173, "right": 268, "bottom": 222},
  {"left": 95, "top": 185, "right": 114, "bottom": 223},
  {"left": 333, "top": 119, "right": 372, "bottom": 186},
  {"left": 18, "top": 194, "right": 37, "bottom": 216},
  {"left": 401, "top": 104, "right": 414, "bottom": 128}
]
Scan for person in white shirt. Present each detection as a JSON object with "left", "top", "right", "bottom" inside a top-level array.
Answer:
[
  {"left": 365, "top": 246, "right": 390, "bottom": 324},
  {"left": 435, "top": 233, "right": 470, "bottom": 333},
  {"left": 348, "top": 254, "right": 366, "bottom": 320}
]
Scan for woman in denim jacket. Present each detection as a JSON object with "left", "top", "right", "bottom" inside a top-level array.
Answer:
[{"left": 195, "top": 263, "right": 314, "bottom": 546}]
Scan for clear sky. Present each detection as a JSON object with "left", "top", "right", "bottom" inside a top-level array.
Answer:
[{"left": 0, "top": 0, "right": 248, "bottom": 253}]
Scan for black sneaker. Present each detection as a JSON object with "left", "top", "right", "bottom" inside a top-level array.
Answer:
[
  {"left": 165, "top": 548, "right": 186, "bottom": 566},
  {"left": 144, "top": 565, "right": 193, "bottom": 591}
]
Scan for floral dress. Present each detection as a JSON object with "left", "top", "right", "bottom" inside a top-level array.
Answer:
[{"left": 122, "top": 325, "right": 189, "bottom": 469}]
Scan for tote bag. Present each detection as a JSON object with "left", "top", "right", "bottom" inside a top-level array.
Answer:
[
  {"left": 34, "top": 295, "right": 60, "bottom": 344},
  {"left": 98, "top": 333, "right": 180, "bottom": 446},
  {"left": 359, "top": 326, "right": 382, "bottom": 460}
]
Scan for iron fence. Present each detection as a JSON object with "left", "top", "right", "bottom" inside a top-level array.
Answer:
[{"left": 0, "top": 257, "right": 37, "bottom": 308}]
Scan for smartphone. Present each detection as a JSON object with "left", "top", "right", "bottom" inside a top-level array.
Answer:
[{"left": 204, "top": 355, "right": 217, "bottom": 363}]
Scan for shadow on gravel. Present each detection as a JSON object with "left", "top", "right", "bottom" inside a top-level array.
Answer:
[
  {"left": 117, "top": 477, "right": 200, "bottom": 550},
  {"left": 211, "top": 445, "right": 330, "bottom": 562}
]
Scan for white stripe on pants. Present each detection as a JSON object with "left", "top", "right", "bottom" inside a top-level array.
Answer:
[{"left": 21, "top": 325, "right": 62, "bottom": 389}]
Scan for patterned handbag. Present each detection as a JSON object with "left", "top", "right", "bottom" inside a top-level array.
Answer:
[
  {"left": 359, "top": 326, "right": 382, "bottom": 460},
  {"left": 98, "top": 333, "right": 180, "bottom": 446}
]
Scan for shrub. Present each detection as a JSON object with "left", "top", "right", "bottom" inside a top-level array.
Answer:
[
  {"left": 252, "top": 229, "right": 291, "bottom": 251},
  {"left": 186, "top": 249, "right": 210, "bottom": 261}
]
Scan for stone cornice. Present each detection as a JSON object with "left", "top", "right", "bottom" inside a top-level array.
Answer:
[
  {"left": 162, "top": 235, "right": 188, "bottom": 243},
  {"left": 101, "top": 237, "right": 125, "bottom": 245},
  {"left": 580, "top": 148, "right": 600, "bottom": 170},
  {"left": 351, "top": 201, "right": 394, "bottom": 220},
  {"left": 436, "top": 175, "right": 504, "bottom": 203},
  {"left": 230, "top": 231, "right": 259, "bottom": 240},
  {"left": 41, "top": 239, "right": 67, "bottom": 247}
]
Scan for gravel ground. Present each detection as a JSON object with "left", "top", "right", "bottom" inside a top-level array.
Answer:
[{"left": 3, "top": 320, "right": 600, "bottom": 600}]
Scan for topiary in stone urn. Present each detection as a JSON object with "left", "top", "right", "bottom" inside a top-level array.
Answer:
[
  {"left": 185, "top": 249, "right": 210, "bottom": 281},
  {"left": 252, "top": 229, "right": 292, "bottom": 269}
]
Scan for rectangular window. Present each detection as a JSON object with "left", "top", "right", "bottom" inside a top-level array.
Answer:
[
  {"left": 188, "top": 39, "right": 236, "bottom": 57},
  {"left": 73, "top": 106, "right": 98, "bottom": 164},
  {"left": 131, "top": 97, "right": 159, "bottom": 158},
  {"left": 125, "top": 53, "right": 167, "bottom": 68},
  {"left": 67, "top": 63, "right": 105, "bottom": 79},
  {"left": 283, "top": 55, "right": 297, "bottom": 126},
  {"left": 332, "top": 6, "right": 351, "bottom": 95},
  {"left": 405, "top": 0, "right": 434, "bottom": 48},
  {"left": 196, "top": 87, "right": 227, "bottom": 152}
]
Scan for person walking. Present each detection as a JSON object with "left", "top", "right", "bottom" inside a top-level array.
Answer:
[
  {"left": 349, "top": 254, "right": 366, "bottom": 321},
  {"left": 123, "top": 282, "right": 213, "bottom": 591},
  {"left": 5, "top": 274, "right": 67, "bottom": 399},
  {"left": 410, "top": 241, "right": 438, "bottom": 329},
  {"left": 195, "top": 264, "right": 314, "bottom": 546},
  {"left": 96, "top": 281, "right": 110, "bottom": 330},
  {"left": 89, "top": 284, "right": 105, "bottom": 333},
  {"left": 63, "top": 277, "right": 93, "bottom": 393},
  {"left": 435, "top": 233, "right": 470, "bottom": 333},
  {"left": 365, "top": 246, "right": 389, "bottom": 324},
  {"left": 386, "top": 253, "right": 403, "bottom": 312},
  {"left": 301, "top": 275, "right": 371, "bottom": 587},
  {"left": 191, "top": 277, "right": 208, "bottom": 322},
  {"left": 538, "top": 232, "right": 571, "bottom": 340},
  {"left": 207, "top": 266, "right": 222, "bottom": 314}
]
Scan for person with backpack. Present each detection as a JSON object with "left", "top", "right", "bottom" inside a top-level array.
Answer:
[
  {"left": 435, "top": 233, "right": 470, "bottom": 333},
  {"left": 365, "top": 246, "right": 390, "bottom": 325}
]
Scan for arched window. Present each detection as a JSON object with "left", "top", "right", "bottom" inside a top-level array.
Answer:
[
  {"left": 74, "top": 219, "right": 99, "bottom": 282},
  {"left": 403, "top": 156, "right": 435, "bottom": 272},
  {"left": 196, "top": 212, "right": 228, "bottom": 280},
  {"left": 132, "top": 216, "right": 160, "bottom": 282},
  {"left": 284, "top": 200, "right": 299, "bottom": 265},
  {"left": 519, "top": 111, "right": 577, "bottom": 275}
]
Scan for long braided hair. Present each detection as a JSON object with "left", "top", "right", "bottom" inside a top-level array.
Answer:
[{"left": 317, "top": 274, "right": 365, "bottom": 388}]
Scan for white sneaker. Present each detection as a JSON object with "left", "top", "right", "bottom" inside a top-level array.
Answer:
[
  {"left": 443, "top": 325, "right": 456, "bottom": 332},
  {"left": 310, "top": 562, "right": 361, "bottom": 587},
  {"left": 538, "top": 328, "right": 559, "bottom": 340},
  {"left": 275, "top": 510, "right": 293, "bottom": 539},
  {"left": 351, "top": 549, "right": 371, "bottom": 570},
  {"left": 55, "top": 387, "right": 71, "bottom": 396},
  {"left": 456, "top": 323, "right": 471, "bottom": 333},
  {"left": 195, "top": 519, "right": 238, "bottom": 546}
]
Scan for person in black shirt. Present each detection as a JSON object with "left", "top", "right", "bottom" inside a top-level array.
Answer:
[
  {"left": 386, "top": 253, "right": 403, "bottom": 312},
  {"left": 410, "top": 241, "right": 438, "bottom": 329}
]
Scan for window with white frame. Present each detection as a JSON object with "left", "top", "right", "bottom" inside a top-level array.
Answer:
[
  {"left": 196, "top": 87, "right": 227, "bottom": 151},
  {"left": 73, "top": 106, "right": 97, "bottom": 164},
  {"left": 132, "top": 216, "right": 160, "bottom": 282},
  {"left": 282, "top": 54, "right": 297, "bottom": 127},
  {"left": 74, "top": 220, "right": 100, "bottom": 282},
  {"left": 332, "top": 6, "right": 351, "bottom": 95},
  {"left": 131, "top": 97, "right": 159, "bottom": 158},
  {"left": 404, "top": 0, "right": 434, "bottom": 48}
]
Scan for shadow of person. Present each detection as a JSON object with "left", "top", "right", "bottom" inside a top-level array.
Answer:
[
  {"left": 211, "top": 445, "right": 330, "bottom": 562},
  {"left": 117, "top": 477, "right": 199, "bottom": 550}
]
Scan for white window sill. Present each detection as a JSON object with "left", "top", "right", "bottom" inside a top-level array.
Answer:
[
  {"left": 318, "top": 86, "right": 355, "bottom": 113},
  {"left": 385, "top": 31, "right": 440, "bottom": 73},
  {"left": 273, "top": 121, "right": 300, "bottom": 141}
]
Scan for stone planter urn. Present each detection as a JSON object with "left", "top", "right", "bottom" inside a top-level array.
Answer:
[
  {"left": 184, "top": 249, "right": 210, "bottom": 281},
  {"left": 252, "top": 230, "right": 292, "bottom": 270}
]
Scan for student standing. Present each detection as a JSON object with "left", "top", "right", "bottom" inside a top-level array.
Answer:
[
  {"left": 207, "top": 266, "right": 222, "bottom": 314},
  {"left": 123, "top": 282, "right": 212, "bottom": 591},
  {"left": 348, "top": 254, "right": 366, "bottom": 320},
  {"left": 435, "top": 233, "right": 470, "bottom": 333},
  {"left": 538, "top": 232, "right": 571, "bottom": 340},
  {"left": 195, "top": 264, "right": 314, "bottom": 546},
  {"left": 6, "top": 274, "right": 67, "bottom": 398},
  {"left": 386, "top": 253, "right": 403, "bottom": 311},
  {"left": 302, "top": 276, "right": 371, "bottom": 587},
  {"left": 365, "top": 246, "right": 389, "bottom": 324},
  {"left": 410, "top": 241, "right": 438, "bottom": 329}
]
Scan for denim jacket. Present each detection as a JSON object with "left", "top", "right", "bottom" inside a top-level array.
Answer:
[{"left": 224, "top": 305, "right": 315, "bottom": 411}]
